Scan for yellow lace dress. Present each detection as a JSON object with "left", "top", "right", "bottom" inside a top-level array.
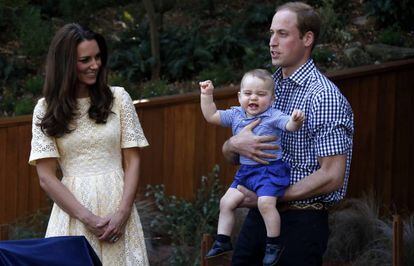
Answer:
[{"left": 29, "top": 86, "right": 150, "bottom": 265}]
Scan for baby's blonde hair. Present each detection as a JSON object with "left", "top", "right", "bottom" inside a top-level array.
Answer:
[{"left": 240, "top": 69, "right": 275, "bottom": 95}]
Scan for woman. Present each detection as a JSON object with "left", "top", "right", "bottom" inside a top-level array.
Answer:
[{"left": 29, "top": 23, "right": 149, "bottom": 265}]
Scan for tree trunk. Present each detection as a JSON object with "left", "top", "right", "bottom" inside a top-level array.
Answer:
[{"left": 142, "top": 0, "right": 161, "bottom": 80}]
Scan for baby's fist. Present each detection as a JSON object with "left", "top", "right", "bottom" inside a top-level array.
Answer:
[
  {"left": 199, "top": 80, "right": 214, "bottom": 95},
  {"left": 291, "top": 109, "right": 305, "bottom": 122}
]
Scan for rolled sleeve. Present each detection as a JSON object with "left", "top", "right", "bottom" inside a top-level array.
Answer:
[{"left": 310, "top": 90, "right": 354, "bottom": 158}]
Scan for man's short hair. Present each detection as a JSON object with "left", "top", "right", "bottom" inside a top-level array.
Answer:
[{"left": 276, "top": 2, "right": 321, "bottom": 49}]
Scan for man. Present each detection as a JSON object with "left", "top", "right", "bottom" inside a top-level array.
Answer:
[{"left": 222, "top": 2, "right": 354, "bottom": 265}]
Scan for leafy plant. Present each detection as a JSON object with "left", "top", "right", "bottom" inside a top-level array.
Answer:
[
  {"left": 25, "top": 75, "right": 43, "bottom": 95},
  {"left": 318, "top": 0, "right": 351, "bottom": 44},
  {"left": 140, "top": 80, "right": 173, "bottom": 98},
  {"left": 312, "top": 46, "right": 335, "bottom": 65},
  {"left": 14, "top": 97, "right": 35, "bottom": 115},
  {"left": 161, "top": 25, "right": 213, "bottom": 81},
  {"left": 17, "top": 5, "right": 51, "bottom": 57},
  {"left": 145, "top": 165, "right": 223, "bottom": 265},
  {"left": 7, "top": 208, "right": 50, "bottom": 240},
  {"left": 364, "top": 0, "right": 414, "bottom": 32},
  {"left": 197, "top": 64, "right": 239, "bottom": 87},
  {"left": 377, "top": 27, "right": 405, "bottom": 47}
]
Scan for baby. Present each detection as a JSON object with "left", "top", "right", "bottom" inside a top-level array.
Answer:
[{"left": 199, "top": 69, "right": 305, "bottom": 265}]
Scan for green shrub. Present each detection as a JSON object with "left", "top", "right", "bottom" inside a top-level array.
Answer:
[
  {"left": 161, "top": 25, "right": 213, "bottom": 81},
  {"left": 25, "top": 75, "right": 43, "bottom": 95},
  {"left": 0, "top": 84, "right": 18, "bottom": 116},
  {"left": 58, "top": 0, "right": 113, "bottom": 20},
  {"left": 364, "top": 0, "right": 414, "bottom": 31},
  {"left": 17, "top": 6, "right": 51, "bottom": 57},
  {"left": 145, "top": 165, "right": 222, "bottom": 265},
  {"left": 242, "top": 44, "right": 272, "bottom": 73},
  {"left": 318, "top": 0, "right": 351, "bottom": 44},
  {"left": 140, "top": 80, "right": 172, "bottom": 98},
  {"left": 109, "top": 22, "right": 153, "bottom": 83},
  {"left": 377, "top": 27, "right": 405, "bottom": 47},
  {"left": 108, "top": 72, "right": 147, "bottom": 101},
  {"left": 312, "top": 46, "right": 335, "bottom": 64},
  {"left": 197, "top": 65, "right": 239, "bottom": 87},
  {"left": 8, "top": 208, "right": 49, "bottom": 240},
  {"left": 14, "top": 97, "right": 35, "bottom": 115}
]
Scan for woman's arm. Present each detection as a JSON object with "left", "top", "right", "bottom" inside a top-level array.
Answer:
[{"left": 36, "top": 158, "right": 107, "bottom": 236}]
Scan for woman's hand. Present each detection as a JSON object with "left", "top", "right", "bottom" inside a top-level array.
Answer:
[
  {"left": 98, "top": 209, "right": 132, "bottom": 243},
  {"left": 83, "top": 213, "right": 110, "bottom": 238}
]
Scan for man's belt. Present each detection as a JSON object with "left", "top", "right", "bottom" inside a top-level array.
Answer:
[{"left": 278, "top": 202, "right": 329, "bottom": 212}]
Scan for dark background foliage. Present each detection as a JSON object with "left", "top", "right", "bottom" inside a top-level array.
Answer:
[{"left": 0, "top": 0, "right": 413, "bottom": 116}]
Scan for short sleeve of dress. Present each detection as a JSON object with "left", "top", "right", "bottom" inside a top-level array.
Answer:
[
  {"left": 118, "top": 88, "right": 149, "bottom": 148},
  {"left": 28, "top": 99, "right": 60, "bottom": 165}
]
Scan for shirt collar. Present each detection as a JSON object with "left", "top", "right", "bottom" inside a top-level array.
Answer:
[
  {"left": 272, "top": 59, "right": 315, "bottom": 87},
  {"left": 240, "top": 106, "right": 273, "bottom": 119}
]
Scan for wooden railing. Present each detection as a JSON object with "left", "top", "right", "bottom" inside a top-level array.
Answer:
[{"left": 1, "top": 58, "right": 414, "bottom": 233}]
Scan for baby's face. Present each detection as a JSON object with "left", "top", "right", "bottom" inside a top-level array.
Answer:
[{"left": 238, "top": 76, "right": 274, "bottom": 117}]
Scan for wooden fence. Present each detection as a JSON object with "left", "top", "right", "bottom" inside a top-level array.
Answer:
[{"left": 1, "top": 59, "right": 413, "bottom": 236}]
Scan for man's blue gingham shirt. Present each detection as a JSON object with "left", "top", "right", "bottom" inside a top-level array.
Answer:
[{"left": 272, "top": 59, "right": 354, "bottom": 204}]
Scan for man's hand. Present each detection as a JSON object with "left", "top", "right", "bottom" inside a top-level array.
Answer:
[
  {"left": 227, "top": 119, "right": 279, "bottom": 164},
  {"left": 237, "top": 185, "right": 258, "bottom": 208}
]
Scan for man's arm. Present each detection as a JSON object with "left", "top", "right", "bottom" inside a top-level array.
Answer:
[
  {"left": 281, "top": 154, "right": 346, "bottom": 202},
  {"left": 237, "top": 154, "right": 347, "bottom": 207},
  {"left": 222, "top": 119, "right": 279, "bottom": 165}
]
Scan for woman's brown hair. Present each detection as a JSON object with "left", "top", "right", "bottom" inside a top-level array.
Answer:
[{"left": 39, "top": 23, "right": 113, "bottom": 137}]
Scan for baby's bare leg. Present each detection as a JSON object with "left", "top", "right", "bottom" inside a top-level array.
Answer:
[
  {"left": 258, "top": 196, "right": 279, "bottom": 237},
  {"left": 217, "top": 188, "right": 245, "bottom": 236}
]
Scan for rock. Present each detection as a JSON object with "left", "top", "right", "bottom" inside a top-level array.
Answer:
[
  {"left": 365, "top": 43, "right": 414, "bottom": 61},
  {"left": 345, "top": 41, "right": 362, "bottom": 49},
  {"left": 343, "top": 46, "right": 372, "bottom": 67},
  {"left": 352, "top": 15, "right": 368, "bottom": 26}
]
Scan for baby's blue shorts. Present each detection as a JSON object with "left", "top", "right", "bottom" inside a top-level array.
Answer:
[{"left": 230, "top": 159, "right": 290, "bottom": 197}]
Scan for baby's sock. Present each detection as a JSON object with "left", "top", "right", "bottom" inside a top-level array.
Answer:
[
  {"left": 266, "top": 236, "right": 281, "bottom": 245},
  {"left": 216, "top": 234, "right": 231, "bottom": 243}
]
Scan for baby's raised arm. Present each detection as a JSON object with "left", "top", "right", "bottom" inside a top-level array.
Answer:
[
  {"left": 285, "top": 109, "right": 305, "bottom": 132},
  {"left": 199, "top": 80, "right": 221, "bottom": 125}
]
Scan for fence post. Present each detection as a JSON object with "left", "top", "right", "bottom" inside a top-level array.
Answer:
[
  {"left": 393, "top": 215, "right": 403, "bottom": 266},
  {"left": 201, "top": 234, "right": 213, "bottom": 266},
  {"left": 0, "top": 224, "right": 9, "bottom": 240}
]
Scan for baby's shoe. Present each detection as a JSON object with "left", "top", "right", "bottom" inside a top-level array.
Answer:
[
  {"left": 205, "top": 240, "right": 233, "bottom": 258},
  {"left": 263, "top": 243, "right": 284, "bottom": 266}
]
